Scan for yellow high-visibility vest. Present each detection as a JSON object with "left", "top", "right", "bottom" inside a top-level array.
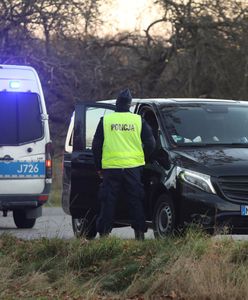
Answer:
[{"left": 102, "top": 112, "right": 145, "bottom": 169}]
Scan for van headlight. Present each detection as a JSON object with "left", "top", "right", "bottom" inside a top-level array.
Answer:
[{"left": 177, "top": 167, "right": 216, "bottom": 194}]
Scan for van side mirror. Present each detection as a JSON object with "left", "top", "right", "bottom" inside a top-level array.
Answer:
[
  {"left": 153, "top": 148, "right": 171, "bottom": 170},
  {"left": 154, "top": 131, "right": 171, "bottom": 168}
]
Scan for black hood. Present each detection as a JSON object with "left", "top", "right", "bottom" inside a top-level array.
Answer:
[
  {"left": 174, "top": 147, "right": 248, "bottom": 176},
  {"left": 116, "top": 88, "right": 132, "bottom": 112}
]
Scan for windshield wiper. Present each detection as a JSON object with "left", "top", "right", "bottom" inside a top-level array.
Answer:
[
  {"left": 217, "top": 143, "right": 248, "bottom": 147},
  {"left": 176, "top": 143, "right": 208, "bottom": 147},
  {"left": 176, "top": 143, "right": 248, "bottom": 148}
]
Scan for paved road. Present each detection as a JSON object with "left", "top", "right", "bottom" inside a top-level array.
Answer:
[
  {"left": 0, "top": 207, "right": 154, "bottom": 240},
  {"left": 1, "top": 207, "right": 248, "bottom": 241}
]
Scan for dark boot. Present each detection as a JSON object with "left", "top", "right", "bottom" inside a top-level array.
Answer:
[
  {"left": 135, "top": 230, "right": 145, "bottom": 240},
  {"left": 99, "top": 231, "right": 110, "bottom": 238}
]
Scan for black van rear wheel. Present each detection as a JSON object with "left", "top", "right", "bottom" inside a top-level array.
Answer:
[
  {"left": 13, "top": 210, "right": 36, "bottom": 229},
  {"left": 72, "top": 210, "right": 97, "bottom": 239},
  {"left": 152, "top": 194, "right": 175, "bottom": 238}
]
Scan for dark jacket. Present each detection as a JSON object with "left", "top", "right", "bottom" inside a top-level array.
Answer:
[{"left": 92, "top": 113, "right": 156, "bottom": 170}]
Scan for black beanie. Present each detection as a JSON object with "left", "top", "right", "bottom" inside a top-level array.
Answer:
[{"left": 116, "top": 88, "right": 132, "bottom": 109}]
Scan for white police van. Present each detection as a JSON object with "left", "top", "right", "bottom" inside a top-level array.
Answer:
[{"left": 0, "top": 64, "right": 52, "bottom": 228}]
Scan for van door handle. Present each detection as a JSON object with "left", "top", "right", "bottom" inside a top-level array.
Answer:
[
  {"left": 78, "top": 154, "right": 92, "bottom": 160},
  {"left": 72, "top": 152, "right": 92, "bottom": 163},
  {"left": 0, "top": 155, "right": 14, "bottom": 161}
]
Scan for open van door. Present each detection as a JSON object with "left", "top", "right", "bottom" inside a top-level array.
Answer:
[{"left": 62, "top": 102, "right": 115, "bottom": 238}]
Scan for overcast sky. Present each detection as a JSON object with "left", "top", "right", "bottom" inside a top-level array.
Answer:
[{"left": 101, "top": 0, "right": 163, "bottom": 34}]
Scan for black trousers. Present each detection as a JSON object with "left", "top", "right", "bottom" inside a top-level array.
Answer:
[{"left": 96, "top": 167, "right": 147, "bottom": 235}]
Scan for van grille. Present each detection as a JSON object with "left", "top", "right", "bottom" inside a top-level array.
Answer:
[{"left": 217, "top": 176, "right": 248, "bottom": 203}]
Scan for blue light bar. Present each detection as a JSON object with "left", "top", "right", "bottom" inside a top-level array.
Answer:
[{"left": 9, "top": 81, "right": 21, "bottom": 89}]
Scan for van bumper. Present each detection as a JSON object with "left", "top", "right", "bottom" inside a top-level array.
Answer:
[
  {"left": 0, "top": 181, "right": 51, "bottom": 210},
  {"left": 180, "top": 186, "right": 248, "bottom": 232},
  {"left": 0, "top": 196, "right": 45, "bottom": 210}
]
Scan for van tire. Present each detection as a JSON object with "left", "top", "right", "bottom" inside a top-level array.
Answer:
[
  {"left": 13, "top": 210, "right": 36, "bottom": 229},
  {"left": 152, "top": 194, "right": 175, "bottom": 238},
  {"left": 72, "top": 211, "right": 97, "bottom": 239}
]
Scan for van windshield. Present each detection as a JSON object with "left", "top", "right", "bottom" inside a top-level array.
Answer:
[
  {"left": 0, "top": 92, "right": 43, "bottom": 145},
  {"left": 161, "top": 102, "right": 248, "bottom": 146}
]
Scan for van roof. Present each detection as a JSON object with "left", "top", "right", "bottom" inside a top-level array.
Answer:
[
  {"left": 99, "top": 98, "right": 247, "bottom": 105},
  {"left": 0, "top": 64, "right": 42, "bottom": 94}
]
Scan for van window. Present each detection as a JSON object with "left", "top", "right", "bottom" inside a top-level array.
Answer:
[
  {"left": 0, "top": 92, "right": 43, "bottom": 145},
  {"left": 141, "top": 109, "right": 159, "bottom": 139},
  {"left": 85, "top": 107, "right": 113, "bottom": 149},
  {"left": 162, "top": 103, "right": 248, "bottom": 146}
]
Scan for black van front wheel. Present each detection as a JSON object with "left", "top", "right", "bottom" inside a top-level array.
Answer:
[
  {"left": 152, "top": 194, "right": 175, "bottom": 238},
  {"left": 72, "top": 211, "right": 97, "bottom": 239},
  {"left": 13, "top": 210, "right": 36, "bottom": 229}
]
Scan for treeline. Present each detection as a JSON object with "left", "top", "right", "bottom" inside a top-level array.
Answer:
[{"left": 0, "top": 0, "right": 247, "bottom": 151}]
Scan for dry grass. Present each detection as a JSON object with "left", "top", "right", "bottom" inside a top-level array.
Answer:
[
  {"left": 47, "top": 156, "right": 63, "bottom": 207},
  {"left": 1, "top": 229, "right": 248, "bottom": 299}
]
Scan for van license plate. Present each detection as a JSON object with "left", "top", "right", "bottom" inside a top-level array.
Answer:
[
  {"left": 0, "top": 161, "right": 45, "bottom": 178},
  {"left": 241, "top": 205, "right": 248, "bottom": 216}
]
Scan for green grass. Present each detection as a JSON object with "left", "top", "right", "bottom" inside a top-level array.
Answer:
[{"left": 1, "top": 229, "right": 248, "bottom": 299}]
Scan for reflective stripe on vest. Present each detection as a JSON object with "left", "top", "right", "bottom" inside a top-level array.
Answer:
[{"left": 102, "top": 112, "right": 145, "bottom": 168}]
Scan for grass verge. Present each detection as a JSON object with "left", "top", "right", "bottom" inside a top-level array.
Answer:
[
  {"left": 1, "top": 229, "right": 248, "bottom": 299},
  {"left": 47, "top": 156, "right": 63, "bottom": 207}
]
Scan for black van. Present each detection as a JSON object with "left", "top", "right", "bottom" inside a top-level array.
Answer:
[{"left": 62, "top": 98, "right": 248, "bottom": 238}]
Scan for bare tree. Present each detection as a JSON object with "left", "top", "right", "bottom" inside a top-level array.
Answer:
[{"left": 147, "top": 0, "right": 248, "bottom": 98}]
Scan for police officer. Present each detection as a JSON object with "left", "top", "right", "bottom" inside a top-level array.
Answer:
[{"left": 92, "top": 89, "right": 156, "bottom": 240}]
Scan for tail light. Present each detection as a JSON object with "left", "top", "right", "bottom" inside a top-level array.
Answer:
[
  {"left": 45, "top": 142, "right": 53, "bottom": 178},
  {"left": 38, "top": 195, "right": 49, "bottom": 201}
]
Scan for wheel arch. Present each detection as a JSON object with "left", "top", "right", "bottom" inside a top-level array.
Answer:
[{"left": 149, "top": 183, "right": 179, "bottom": 226}]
